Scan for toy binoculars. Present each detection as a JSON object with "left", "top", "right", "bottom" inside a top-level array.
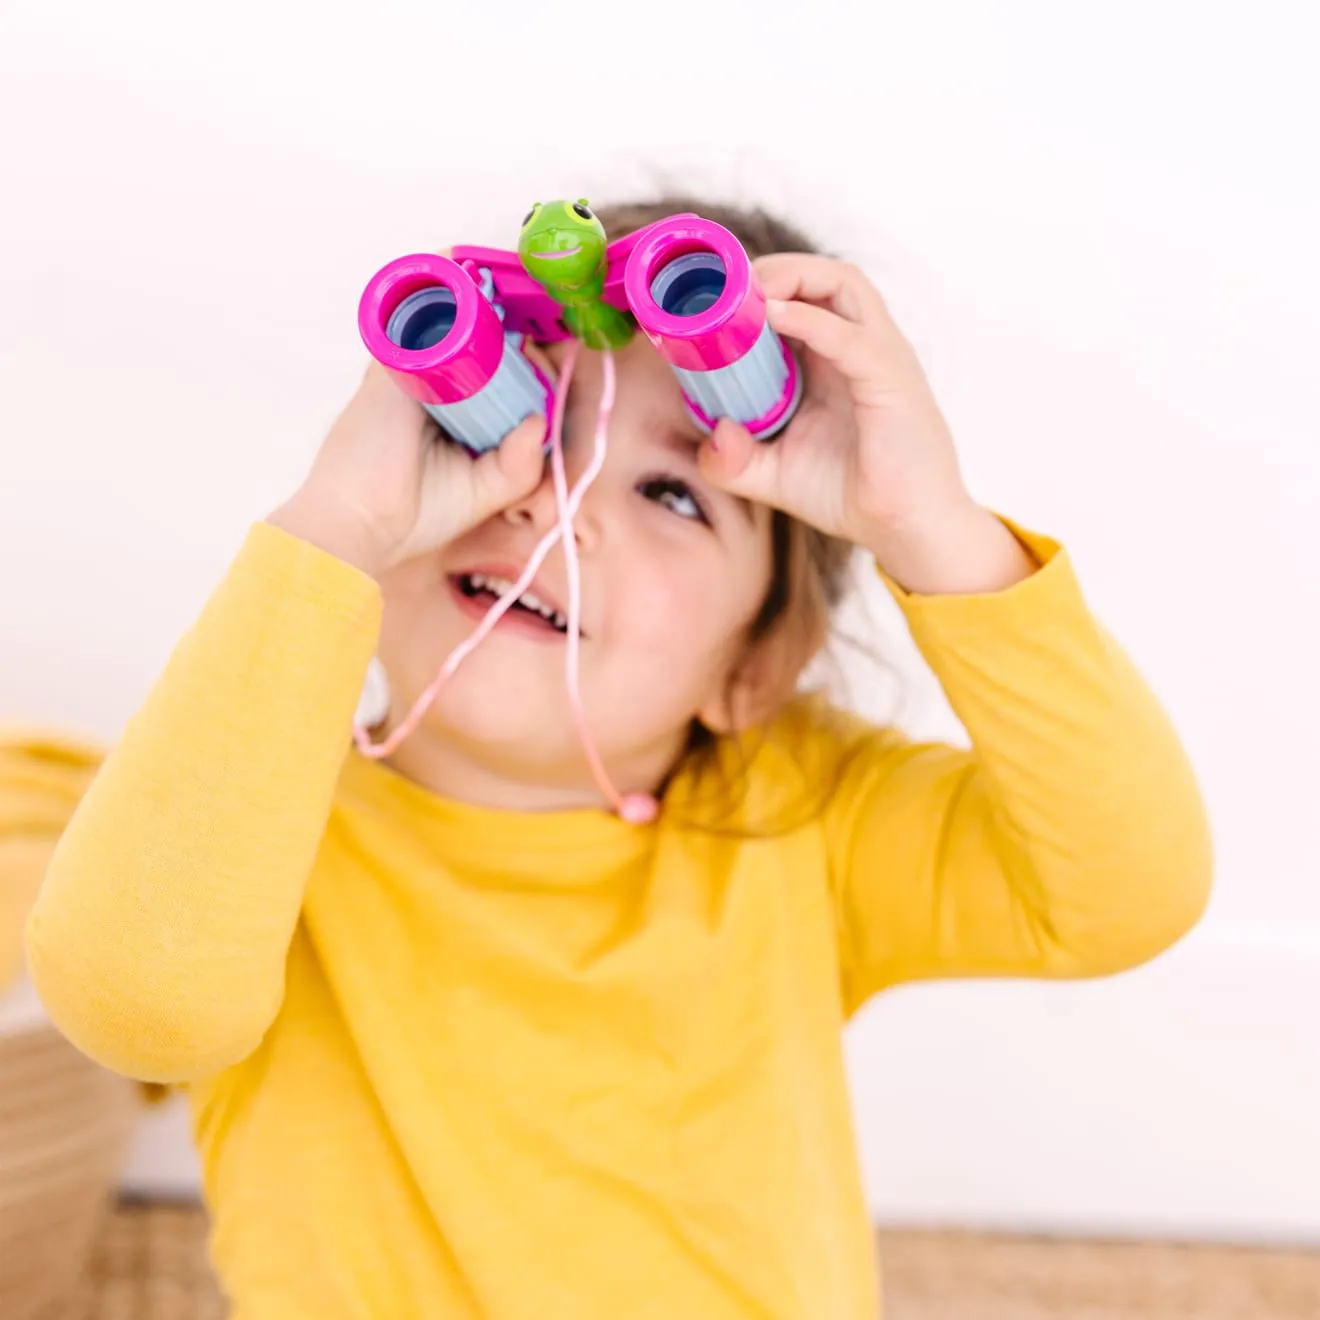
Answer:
[{"left": 357, "top": 203, "right": 803, "bottom": 455}]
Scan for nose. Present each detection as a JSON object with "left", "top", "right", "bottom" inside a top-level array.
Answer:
[{"left": 501, "top": 456, "right": 602, "bottom": 553}]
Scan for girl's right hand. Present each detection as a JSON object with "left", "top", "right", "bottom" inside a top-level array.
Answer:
[{"left": 266, "top": 359, "right": 548, "bottom": 580}]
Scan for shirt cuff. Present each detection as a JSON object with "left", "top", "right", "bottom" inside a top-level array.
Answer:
[
  {"left": 874, "top": 515, "right": 1093, "bottom": 644},
  {"left": 240, "top": 520, "right": 384, "bottom": 628}
]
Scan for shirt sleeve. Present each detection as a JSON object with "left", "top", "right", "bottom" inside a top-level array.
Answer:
[
  {"left": 823, "top": 520, "right": 1213, "bottom": 1017},
  {"left": 24, "top": 522, "right": 383, "bottom": 1083}
]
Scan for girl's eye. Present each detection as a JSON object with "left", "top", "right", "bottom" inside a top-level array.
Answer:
[{"left": 639, "top": 476, "right": 708, "bottom": 523}]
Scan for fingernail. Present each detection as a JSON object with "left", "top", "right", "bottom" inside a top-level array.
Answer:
[{"left": 767, "top": 298, "right": 789, "bottom": 315}]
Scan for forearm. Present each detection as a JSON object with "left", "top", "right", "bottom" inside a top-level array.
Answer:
[{"left": 26, "top": 523, "right": 382, "bottom": 1082}]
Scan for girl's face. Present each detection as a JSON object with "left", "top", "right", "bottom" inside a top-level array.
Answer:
[{"left": 374, "top": 335, "right": 779, "bottom": 804}]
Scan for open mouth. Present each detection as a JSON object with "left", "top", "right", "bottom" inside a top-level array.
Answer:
[{"left": 456, "top": 572, "right": 570, "bottom": 635}]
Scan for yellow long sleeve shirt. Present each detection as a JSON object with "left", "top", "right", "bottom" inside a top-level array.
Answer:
[{"left": 18, "top": 519, "right": 1211, "bottom": 1319}]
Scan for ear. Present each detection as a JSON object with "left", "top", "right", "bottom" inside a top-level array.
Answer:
[{"left": 697, "top": 618, "right": 821, "bottom": 736}]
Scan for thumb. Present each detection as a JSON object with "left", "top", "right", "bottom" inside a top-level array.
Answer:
[
  {"left": 697, "top": 417, "right": 783, "bottom": 506},
  {"left": 467, "top": 414, "right": 547, "bottom": 519}
]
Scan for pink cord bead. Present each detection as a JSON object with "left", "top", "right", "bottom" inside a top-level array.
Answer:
[{"left": 619, "top": 793, "right": 660, "bottom": 824}]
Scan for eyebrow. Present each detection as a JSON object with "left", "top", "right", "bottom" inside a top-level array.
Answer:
[{"left": 656, "top": 428, "right": 757, "bottom": 525}]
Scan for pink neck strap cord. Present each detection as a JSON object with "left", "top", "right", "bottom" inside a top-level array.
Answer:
[{"left": 352, "top": 344, "right": 660, "bottom": 826}]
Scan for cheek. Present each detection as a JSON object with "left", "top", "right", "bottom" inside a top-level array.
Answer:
[
  {"left": 603, "top": 544, "right": 761, "bottom": 681},
  {"left": 375, "top": 563, "right": 447, "bottom": 684}
]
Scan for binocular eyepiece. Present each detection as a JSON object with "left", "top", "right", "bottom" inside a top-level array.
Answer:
[
  {"left": 358, "top": 252, "right": 554, "bottom": 456},
  {"left": 624, "top": 216, "right": 802, "bottom": 441},
  {"left": 357, "top": 213, "right": 802, "bottom": 455}
]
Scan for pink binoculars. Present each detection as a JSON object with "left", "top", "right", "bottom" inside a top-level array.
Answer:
[{"left": 357, "top": 212, "right": 803, "bottom": 455}]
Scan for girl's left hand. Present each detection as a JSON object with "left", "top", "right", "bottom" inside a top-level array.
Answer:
[{"left": 698, "top": 253, "right": 1034, "bottom": 594}]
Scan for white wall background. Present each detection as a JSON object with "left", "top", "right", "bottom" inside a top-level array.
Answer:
[{"left": 2, "top": 0, "right": 1317, "bottom": 1242}]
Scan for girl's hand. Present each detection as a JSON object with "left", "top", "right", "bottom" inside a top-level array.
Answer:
[
  {"left": 268, "top": 244, "right": 549, "bottom": 581},
  {"left": 698, "top": 253, "right": 1035, "bottom": 595},
  {"left": 268, "top": 362, "right": 546, "bottom": 580}
]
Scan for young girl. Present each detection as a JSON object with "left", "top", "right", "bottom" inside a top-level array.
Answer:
[{"left": 18, "top": 196, "right": 1211, "bottom": 1319}]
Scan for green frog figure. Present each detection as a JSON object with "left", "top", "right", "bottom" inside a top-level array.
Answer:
[{"left": 517, "top": 199, "right": 635, "bottom": 351}]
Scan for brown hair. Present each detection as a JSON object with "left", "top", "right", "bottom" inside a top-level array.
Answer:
[{"left": 593, "top": 197, "right": 862, "bottom": 822}]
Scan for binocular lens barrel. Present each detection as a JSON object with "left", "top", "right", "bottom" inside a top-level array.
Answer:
[
  {"left": 359, "top": 254, "right": 551, "bottom": 456},
  {"left": 625, "top": 218, "right": 801, "bottom": 440}
]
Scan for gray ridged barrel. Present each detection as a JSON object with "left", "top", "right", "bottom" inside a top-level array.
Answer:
[
  {"left": 386, "top": 287, "right": 547, "bottom": 456},
  {"left": 650, "top": 253, "right": 800, "bottom": 439}
]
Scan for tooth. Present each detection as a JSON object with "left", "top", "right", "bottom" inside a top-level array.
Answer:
[{"left": 463, "top": 572, "right": 567, "bottom": 624}]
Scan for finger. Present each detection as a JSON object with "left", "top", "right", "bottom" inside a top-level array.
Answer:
[
  {"left": 520, "top": 338, "right": 558, "bottom": 383},
  {"left": 697, "top": 417, "right": 784, "bottom": 508},
  {"left": 766, "top": 298, "right": 895, "bottom": 390},
  {"left": 344, "top": 361, "right": 429, "bottom": 443},
  {"left": 755, "top": 253, "right": 895, "bottom": 332},
  {"left": 466, "top": 414, "right": 547, "bottom": 517}
]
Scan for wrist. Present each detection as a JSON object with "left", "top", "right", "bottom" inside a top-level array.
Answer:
[
  {"left": 863, "top": 501, "right": 1037, "bottom": 596},
  {"left": 265, "top": 491, "right": 395, "bottom": 580}
]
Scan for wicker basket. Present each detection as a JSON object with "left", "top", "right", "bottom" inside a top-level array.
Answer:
[{"left": 0, "top": 1024, "right": 138, "bottom": 1320}]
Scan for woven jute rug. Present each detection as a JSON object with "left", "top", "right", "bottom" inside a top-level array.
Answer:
[
  {"left": 58, "top": 1201, "right": 1320, "bottom": 1319},
  {"left": 871, "top": 1229, "right": 1320, "bottom": 1319},
  {"left": 0, "top": 1025, "right": 137, "bottom": 1320}
]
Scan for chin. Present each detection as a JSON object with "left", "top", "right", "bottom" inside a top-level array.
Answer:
[{"left": 416, "top": 645, "right": 576, "bottom": 751}]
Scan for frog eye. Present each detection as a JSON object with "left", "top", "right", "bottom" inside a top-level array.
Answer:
[
  {"left": 521, "top": 203, "right": 540, "bottom": 227},
  {"left": 572, "top": 201, "right": 593, "bottom": 221}
]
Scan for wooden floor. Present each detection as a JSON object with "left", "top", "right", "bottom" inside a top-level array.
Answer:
[{"left": 69, "top": 1201, "right": 1320, "bottom": 1318}]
